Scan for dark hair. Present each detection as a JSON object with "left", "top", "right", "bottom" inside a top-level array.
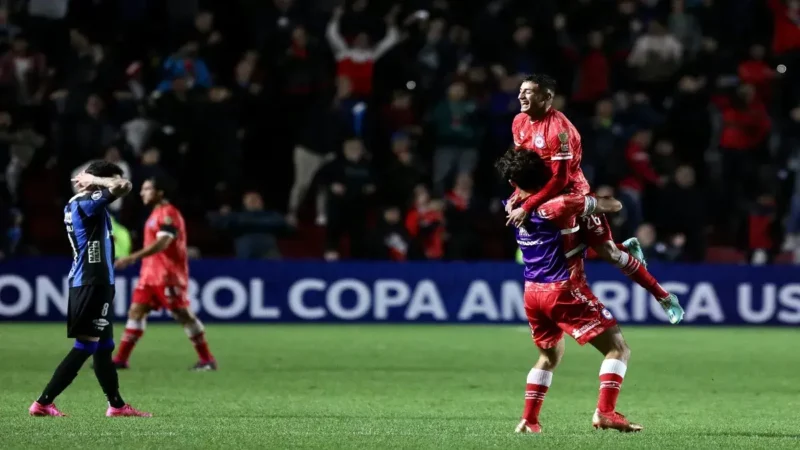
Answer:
[
  {"left": 521, "top": 73, "right": 557, "bottom": 94},
  {"left": 85, "top": 161, "right": 124, "bottom": 178},
  {"left": 494, "top": 149, "right": 550, "bottom": 192},
  {"left": 145, "top": 174, "right": 174, "bottom": 198}
]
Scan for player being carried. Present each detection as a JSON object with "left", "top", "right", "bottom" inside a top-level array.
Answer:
[
  {"left": 496, "top": 148, "right": 644, "bottom": 433},
  {"left": 113, "top": 176, "right": 217, "bottom": 371},
  {"left": 507, "top": 73, "right": 682, "bottom": 324},
  {"left": 30, "top": 162, "right": 150, "bottom": 417}
]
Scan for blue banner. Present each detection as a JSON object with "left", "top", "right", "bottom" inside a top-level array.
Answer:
[{"left": 0, "top": 258, "right": 799, "bottom": 325}]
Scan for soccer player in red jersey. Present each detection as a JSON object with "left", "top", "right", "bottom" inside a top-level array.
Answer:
[
  {"left": 507, "top": 74, "right": 682, "bottom": 324},
  {"left": 112, "top": 176, "right": 217, "bottom": 371},
  {"left": 496, "top": 149, "right": 643, "bottom": 433}
]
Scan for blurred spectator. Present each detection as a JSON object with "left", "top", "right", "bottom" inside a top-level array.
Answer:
[
  {"left": 716, "top": 84, "right": 771, "bottom": 213},
  {"left": 668, "top": 0, "right": 702, "bottom": 58},
  {"left": 635, "top": 223, "right": 685, "bottom": 262},
  {"left": 444, "top": 174, "right": 481, "bottom": 260},
  {"left": 618, "top": 129, "right": 664, "bottom": 235},
  {"left": 326, "top": 6, "right": 400, "bottom": 98},
  {"left": 0, "top": 35, "right": 48, "bottom": 106},
  {"left": 381, "top": 90, "right": 420, "bottom": 135},
  {"left": 208, "top": 191, "right": 289, "bottom": 260},
  {"left": 558, "top": 22, "right": 610, "bottom": 107},
  {"left": 3, "top": 114, "right": 45, "bottom": 201},
  {"left": 320, "top": 138, "right": 376, "bottom": 260},
  {"left": 582, "top": 99, "right": 623, "bottom": 187},
  {"left": 368, "top": 206, "right": 418, "bottom": 261},
  {"left": 429, "top": 80, "right": 481, "bottom": 195},
  {"left": 738, "top": 44, "right": 776, "bottom": 104},
  {"left": 405, "top": 186, "right": 444, "bottom": 260},
  {"left": 488, "top": 74, "right": 520, "bottom": 151},
  {"left": 3, "top": 207, "right": 22, "bottom": 257},
  {"left": 280, "top": 25, "right": 326, "bottom": 100},
  {"left": 0, "top": 8, "right": 22, "bottom": 51},
  {"left": 627, "top": 20, "right": 682, "bottom": 101},
  {"left": 382, "top": 132, "right": 426, "bottom": 208},
  {"left": 748, "top": 194, "right": 778, "bottom": 265},
  {"left": 767, "top": 0, "right": 800, "bottom": 56},
  {"left": 156, "top": 41, "right": 212, "bottom": 92},
  {"left": 657, "top": 165, "right": 707, "bottom": 262}
]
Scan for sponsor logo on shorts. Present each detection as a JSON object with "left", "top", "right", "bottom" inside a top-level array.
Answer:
[
  {"left": 571, "top": 320, "right": 600, "bottom": 339},
  {"left": 594, "top": 226, "right": 605, "bottom": 235},
  {"left": 602, "top": 308, "right": 613, "bottom": 320},
  {"left": 93, "top": 318, "right": 109, "bottom": 329}
]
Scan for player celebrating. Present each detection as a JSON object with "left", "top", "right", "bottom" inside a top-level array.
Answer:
[
  {"left": 507, "top": 73, "right": 682, "bottom": 324},
  {"left": 496, "top": 149, "right": 641, "bottom": 433},
  {"left": 113, "top": 176, "right": 217, "bottom": 371},
  {"left": 30, "top": 162, "right": 151, "bottom": 417}
]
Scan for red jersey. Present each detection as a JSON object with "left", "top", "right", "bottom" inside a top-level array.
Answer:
[
  {"left": 511, "top": 109, "right": 591, "bottom": 212},
  {"left": 138, "top": 202, "right": 188, "bottom": 287}
]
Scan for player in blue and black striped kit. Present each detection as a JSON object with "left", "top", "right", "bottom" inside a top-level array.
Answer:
[{"left": 29, "top": 161, "right": 152, "bottom": 417}]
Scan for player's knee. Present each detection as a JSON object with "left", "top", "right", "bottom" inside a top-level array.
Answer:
[
  {"left": 596, "top": 241, "right": 620, "bottom": 262},
  {"left": 608, "top": 338, "right": 631, "bottom": 363},
  {"left": 74, "top": 337, "right": 100, "bottom": 354},
  {"left": 128, "top": 304, "right": 149, "bottom": 320},
  {"left": 172, "top": 307, "right": 196, "bottom": 324}
]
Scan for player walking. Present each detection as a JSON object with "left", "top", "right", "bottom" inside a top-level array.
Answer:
[
  {"left": 29, "top": 162, "right": 151, "bottom": 417},
  {"left": 496, "top": 149, "right": 641, "bottom": 433},
  {"left": 507, "top": 74, "right": 682, "bottom": 324},
  {"left": 113, "top": 176, "right": 217, "bottom": 371}
]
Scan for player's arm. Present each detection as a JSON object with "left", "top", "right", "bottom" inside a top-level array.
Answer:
[
  {"left": 519, "top": 159, "right": 570, "bottom": 213},
  {"left": 72, "top": 174, "right": 132, "bottom": 216},
  {"left": 115, "top": 215, "right": 177, "bottom": 268}
]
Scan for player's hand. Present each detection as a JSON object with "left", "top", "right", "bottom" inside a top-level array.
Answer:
[
  {"left": 505, "top": 195, "right": 517, "bottom": 214},
  {"left": 114, "top": 256, "right": 136, "bottom": 270},
  {"left": 72, "top": 172, "right": 97, "bottom": 190},
  {"left": 506, "top": 207, "right": 528, "bottom": 228}
]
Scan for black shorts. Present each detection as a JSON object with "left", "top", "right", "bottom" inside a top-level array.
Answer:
[{"left": 67, "top": 285, "right": 115, "bottom": 339}]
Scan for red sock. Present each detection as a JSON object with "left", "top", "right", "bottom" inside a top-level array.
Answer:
[
  {"left": 597, "top": 359, "right": 627, "bottom": 413},
  {"left": 522, "top": 369, "right": 552, "bottom": 424},
  {"left": 185, "top": 320, "right": 214, "bottom": 363},
  {"left": 616, "top": 252, "right": 669, "bottom": 299},
  {"left": 114, "top": 326, "right": 144, "bottom": 363},
  {"left": 615, "top": 242, "right": 627, "bottom": 251}
]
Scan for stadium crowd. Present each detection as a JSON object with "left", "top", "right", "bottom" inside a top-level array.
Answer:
[{"left": 1, "top": 0, "right": 800, "bottom": 263}]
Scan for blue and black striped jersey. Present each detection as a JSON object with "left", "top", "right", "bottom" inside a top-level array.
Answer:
[{"left": 65, "top": 189, "right": 117, "bottom": 287}]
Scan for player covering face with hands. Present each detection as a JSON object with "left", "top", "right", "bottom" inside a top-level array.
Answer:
[
  {"left": 29, "top": 162, "right": 151, "bottom": 417},
  {"left": 496, "top": 149, "right": 641, "bottom": 433},
  {"left": 507, "top": 73, "right": 683, "bottom": 325}
]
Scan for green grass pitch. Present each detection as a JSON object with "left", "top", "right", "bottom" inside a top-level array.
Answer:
[{"left": 1, "top": 324, "right": 799, "bottom": 449}]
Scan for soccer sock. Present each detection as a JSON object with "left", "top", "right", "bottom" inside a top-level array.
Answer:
[
  {"left": 114, "top": 319, "right": 145, "bottom": 363},
  {"left": 184, "top": 319, "right": 214, "bottom": 363},
  {"left": 613, "top": 251, "right": 670, "bottom": 299},
  {"left": 615, "top": 243, "right": 627, "bottom": 251},
  {"left": 37, "top": 340, "right": 97, "bottom": 405},
  {"left": 93, "top": 339, "right": 126, "bottom": 408},
  {"left": 597, "top": 358, "right": 627, "bottom": 413},
  {"left": 522, "top": 368, "right": 552, "bottom": 424}
]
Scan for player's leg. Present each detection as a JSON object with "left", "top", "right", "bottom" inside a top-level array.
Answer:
[
  {"left": 30, "top": 286, "right": 106, "bottom": 416},
  {"left": 550, "top": 284, "right": 642, "bottom": 432},
  {"left": 171, "top": 303, "right": 217, "bottom": 370},
  {"left": 113, "top": 287, "right": 155, "bottom": 367},
  {"left": 587, "top": 325, "right": 641, "bottom": 432},
  {"left": 581, "top": 215, "right": 684, "bottom": 324},
  {"left": 516, "top": 288, "right": 565, "bottom": 434},
  {"left": 89, "top": 285, "right": 151, "bottom": 417}
]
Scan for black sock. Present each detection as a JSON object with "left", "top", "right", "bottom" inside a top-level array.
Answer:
[
  {"left": 37, "top": 341, "right": 96, "bottom": 405},
  {"left": 93, "top": 341, "right": 125, "bottom": 408}
]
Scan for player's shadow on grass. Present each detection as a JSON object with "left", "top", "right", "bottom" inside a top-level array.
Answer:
[{"left": 699, "top": 431, "right": 800, "bottom": 439}]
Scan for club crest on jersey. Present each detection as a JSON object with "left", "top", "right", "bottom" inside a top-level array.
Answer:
[
  {"left": 534, "top": 134, "right": 545, "bottom": 148},
  {"left": 91, "top": 191, "right": 102, "bottom": 200}
]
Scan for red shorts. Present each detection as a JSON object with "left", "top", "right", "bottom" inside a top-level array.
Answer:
[
  {"left": 579, "top": 213, "right": 614, "bottom": 248},
  {"left": 524, "top": 280, "right": 617, "bottom": 349},
  {"left": 132, "top": 285, "right": 190, "bottom": 311}
]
